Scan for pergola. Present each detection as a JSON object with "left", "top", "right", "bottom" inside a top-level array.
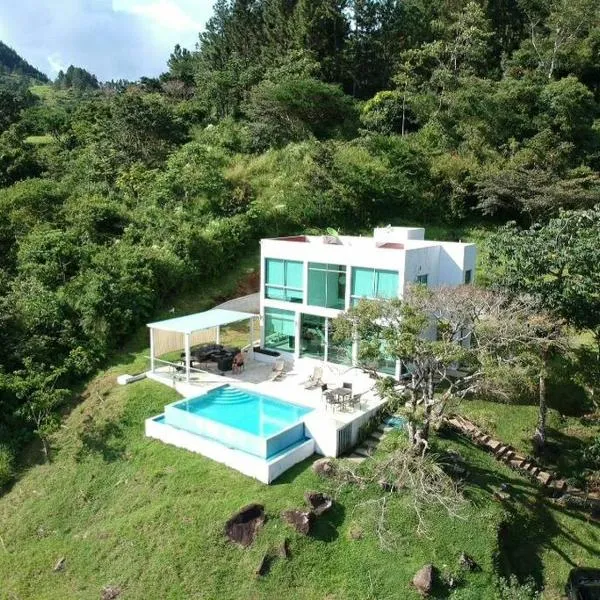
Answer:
[{"left": 147, "top": 309, "right": 257, "bottom": 382}]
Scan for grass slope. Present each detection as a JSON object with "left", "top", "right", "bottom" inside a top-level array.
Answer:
[
  {"left": 0, "top": 376, "right": 503, "bottom": 600},
  {"left": 1, "top": 243, "right": 597, "bottom": 600}
]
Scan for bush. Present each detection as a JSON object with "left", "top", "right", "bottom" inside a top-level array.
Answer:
[
  {"left": 497, "top": 575, "right": 539, "bottom": 600},
  {"left": 0, "top": 444, "right": 15, "bottom": 488}
]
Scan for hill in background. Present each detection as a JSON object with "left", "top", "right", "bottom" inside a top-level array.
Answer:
[{"left": 0, "top": 40, "right": 48, "bottom": 83}]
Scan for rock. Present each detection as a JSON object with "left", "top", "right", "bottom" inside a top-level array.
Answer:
[
  {"left": 53, "top": 557, "right": 66, "bottom": 572},
  {"left": 101, "top": 586, "right": 122, "bottom": 600},
  {"left": 255, "top": 553, "right": 272, "bottom": 577},
  {"left": 459, "top": 552, "right": 480, "bottom": 572},
  {"left": 278, "top": 539, "right": 290, "bottom": 559},
  {"left": 412, "top": 564, "right": 434, "bottom": 596},
  {"left": 312, "top": 458, "right": 336, "bottom": 478},
  {"left": 494, "top": 490, "right": 511, "bottom": 502},
  {"left": 304, "top": 491, "right": 333, "bottom": 516},
  {"left": 281, "top": 509, "right": 313, "bottom": 535},
  {"left": 224, "top": 503, "right": 266, "bottom": 548}
]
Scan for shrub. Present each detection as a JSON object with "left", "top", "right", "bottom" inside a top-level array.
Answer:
[
  {"left": 0, "top": 444, "right": 15, "bottom": 488},
  {"left": 497, "top": 575, "right": 539, "bottom": 600}
]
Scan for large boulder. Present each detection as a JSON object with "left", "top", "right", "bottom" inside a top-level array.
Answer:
[
  {"left": 304, "top": 491, "right": 333, "bottom": 516},
  {"left": 312, "top": 458, "right": 336, "bottom": 478},
  {"left": 412, "top": 564, "right": 434, "bottom": 596},
  {"left": 224, "top": 504, "right": 266, "bottom": 548},
  {"left": 281, "top": 509, "right": 313, "bottom": 535}
]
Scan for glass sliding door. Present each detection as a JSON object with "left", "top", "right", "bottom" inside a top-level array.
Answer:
[
  {"left": 264, "top": 258, "right": 303, "bottom": 303},
  {"left": 300, "top": 314, "right": 326, "bottom": 360},
  {"left": 307, "top": 263, "right": 346, "bottom": 310},
  {"left": 264, "top": 308, "right": 296, "bottom": 353}
]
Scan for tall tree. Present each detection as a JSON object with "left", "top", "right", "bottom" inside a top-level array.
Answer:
[{"left": 488, "top": 206, "right": 600, "bottom": 352}]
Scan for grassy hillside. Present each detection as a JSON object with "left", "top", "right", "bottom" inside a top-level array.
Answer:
[{"left": 0, "top": 257, "right": 597, "bottom": 599}]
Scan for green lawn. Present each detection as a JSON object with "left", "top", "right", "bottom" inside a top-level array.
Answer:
[
  {"left": 1, "top": 244, "right": 598, "bottom": 600},
  {"left": 0, "top": 375, "right": 505, "bottom": 600}
]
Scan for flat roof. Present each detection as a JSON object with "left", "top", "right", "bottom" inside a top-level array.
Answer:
[{"left": 147, "top": 308, "right": 256, "bottom": 334}]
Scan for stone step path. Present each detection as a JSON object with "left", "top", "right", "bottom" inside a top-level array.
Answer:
[
  {"left": 445, "top": 414, "right": 598, "bottom": 512},
  {"left": 346, "top": 423, "right": 393, "bottom": 463}
]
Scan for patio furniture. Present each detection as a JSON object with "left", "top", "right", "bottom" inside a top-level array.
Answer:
[
  {"left": 269, "top": 358, "right": 286, "bottom": 381},
  {"left": 349, "top": 393, "right": 363, "bottom": 411},
  {"left": 329, "top": 387, "right": 352, "bottom": 411},
  {"left": 303, "top": 366, "right": 323, "bottom": 389}
]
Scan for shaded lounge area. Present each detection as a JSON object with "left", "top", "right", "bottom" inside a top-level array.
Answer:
[{"left": 147, "top": 309, "right": 258, "bottom": 382}]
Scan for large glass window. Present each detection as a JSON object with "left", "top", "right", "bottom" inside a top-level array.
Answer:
[
  {"left": 307, "top": 263, "right": 346, "bottom": 310},
  {"left": 265, "top": 259, "right": 303, "bottom": 303},
  {"left": 350, "top": 268, "right": 399, "bottom": 305},
  {"left": 300, "top": 314, "right": 326, "bottom": 360},
  {"left": 264, "top": 308, "right": 295, "bottom": 353}
]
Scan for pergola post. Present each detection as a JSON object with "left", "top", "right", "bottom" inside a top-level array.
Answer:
[
  {"left": 249, "top": 318, "right": 255, "bottom": 355},
  {"left": 184, "top": 332, "right": 191, "bottom": 382},
  {"left": 216, "top": 326, "right": 220, "bottom": 345},
  {"left": 149, "top": 328, "right": 155, "bottom": 373}
]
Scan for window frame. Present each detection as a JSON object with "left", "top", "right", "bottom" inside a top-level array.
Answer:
[
  {"left": 350, "top": 267, "right": 399, "bottom": 305},
  {"left": 264, "top": 258, "right": 304, "bottom": 303}
]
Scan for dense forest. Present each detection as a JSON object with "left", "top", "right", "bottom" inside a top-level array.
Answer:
[{"left": 0, "top": 0, "right": 599, "bottom": 482}]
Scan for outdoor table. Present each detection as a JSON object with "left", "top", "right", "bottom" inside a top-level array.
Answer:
[{"left": 329, "top": 387, "right": 352, "bottom": 410}]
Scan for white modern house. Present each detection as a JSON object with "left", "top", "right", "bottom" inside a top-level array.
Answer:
[
  {"left": 259, "top": 226, "right": 476, "bottom": 377},
  {"left": 142, "top": 226, "right": 476, "bottom": 483}
]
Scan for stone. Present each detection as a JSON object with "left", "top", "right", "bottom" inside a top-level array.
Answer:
[
  {"left": 101, "top": 586, "right": 122, "bottom": 600},
  {"left": 224, "top": 504, "right": 266, "bottom": 548},
  {"left": 255, "top": 553, "right": 272, "bottom": 577},
  {"left": 412, "top": 564, "right": 434, "bottom": 596},
  {"left": 53, "top": 557, "right": 66, "bottom": 572},
  {"left": 312, "top": 458, "right": 336, "bottom": 478},
  {"left": 281, "top": 509, "right": 313, "bottom": 535},
  {"left": 304, "top": 491, "right": 333, "bottom": 516},
  {"left": 459, "top": 552, "right": 480, "bottom": 572},
  {"left": 278, "top": 539, "right": 290, "bottom": 559},
  {"left": 494, "top": 490, "right": 511, "bottom": 502}
]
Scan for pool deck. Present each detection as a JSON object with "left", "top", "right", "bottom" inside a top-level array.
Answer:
[{"left": 146, "top": 355, "right": 387, "bottom": 458}]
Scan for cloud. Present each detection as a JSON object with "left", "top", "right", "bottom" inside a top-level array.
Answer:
[
  {"left": 116, "top": 1, "right": 203, "bottom": 33},
  {"left": 0, "top": 0, "right": 214, "bottom": 81},
  {"left": 47, "top": 53, "right": 68, "bottom": 75}
]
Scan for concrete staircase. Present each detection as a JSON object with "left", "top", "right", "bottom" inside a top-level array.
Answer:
[{"left": 346, "top": 423, "right": 393, "bottom": 463}]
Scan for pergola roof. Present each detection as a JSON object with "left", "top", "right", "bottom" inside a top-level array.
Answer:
[{"left": 147, "top": 308, "right": 256, "bottom": 335}]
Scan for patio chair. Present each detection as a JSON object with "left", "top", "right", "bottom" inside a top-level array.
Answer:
[
  {"left": 349, "top": 393, "right": 363, "bottom": 411},
  {"left": 269, "top": 358, "right": 286, "bottom": 381},
  {"left": 303, "top": 366, "right": 323, "bottom": 389},
  {"left": 321, "top": 383, "right": 338, "bottom": 411}
]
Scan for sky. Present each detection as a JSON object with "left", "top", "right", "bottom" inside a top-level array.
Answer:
[{"left": 0, "top": 0, "right": 215, "bottom": 81}]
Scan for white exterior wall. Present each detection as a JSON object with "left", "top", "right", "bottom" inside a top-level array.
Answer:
[{"left": 259, "top": 232, "right": 476, "bottom": 365}]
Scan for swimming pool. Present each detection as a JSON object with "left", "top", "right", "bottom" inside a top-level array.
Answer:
[{"left": 163, "top": 385, "right": 313, "bottom": 459}]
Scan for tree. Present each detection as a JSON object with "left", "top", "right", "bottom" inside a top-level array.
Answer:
[
  {"left": 244, "top": 76, "right": 356, "bottom": 148},
  {"left": 11, "top": 362, "right": 70, "bottom": 461},
  {"left": 488, "top": 207, "right": 600, "bottom": 350},
  {"left": 515, "top": 0, "right": 600, "bottom": 79},
  {"left": 334, "top": 285, "right": 567, "bottom": 454}
]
